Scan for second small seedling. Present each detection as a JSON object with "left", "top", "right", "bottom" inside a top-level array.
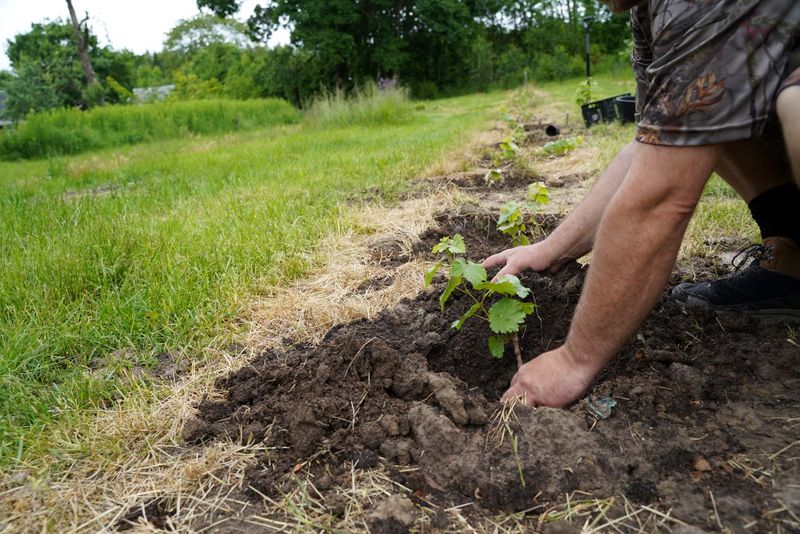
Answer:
[{"left": 497, "top": 182, "right": 551, "bottom": 246}]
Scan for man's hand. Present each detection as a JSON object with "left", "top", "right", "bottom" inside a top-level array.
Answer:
[
  {"left": 501, "top": 347, "right": 599, "bottom": 407},
  {"left": 482, "top": 240, "right": 563, "bottom": 278}
]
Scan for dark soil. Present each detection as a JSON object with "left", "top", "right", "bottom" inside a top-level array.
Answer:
[
  {"left": 117, "top": 499, "right": 175, "bottom": 531},
  {"left": 173, "top": 137, "right": 800, "bottom": 530},
  {"left": 184, "top": 209, "right": 800, "bottom": 530},
  {"left": 434, "top": 170, "right": 544, "bottom": 192}
]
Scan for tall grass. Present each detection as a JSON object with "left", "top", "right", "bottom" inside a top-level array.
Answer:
[
  {"left": 0, "top": 98, "right": 300, "bottom": 160},
  {"left": 303, "top": 83, "right": 412, "bottom": 128},
  {"left": 0, "top": 91, "right": 498, "bottom": 465}
]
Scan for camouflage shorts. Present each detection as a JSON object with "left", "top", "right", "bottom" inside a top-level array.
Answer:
[{"left": 631, "top": 0, "right": 800, "bottom": 146}]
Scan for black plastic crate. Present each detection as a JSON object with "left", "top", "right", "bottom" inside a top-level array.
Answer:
[
  {"left": 615, "top": 95, "right": 636, "bottom": 124},
  {"left": 581, "top": 93, "right": 631, "bottom": 127}
]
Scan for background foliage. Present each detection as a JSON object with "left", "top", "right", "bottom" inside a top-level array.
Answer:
[{"left": 0, "top": 0, "right": 630, "bottom": 122}]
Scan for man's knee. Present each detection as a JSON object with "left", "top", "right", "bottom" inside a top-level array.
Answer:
[{"left": 777, "top": 86, "right": 800, "bottom": 126}]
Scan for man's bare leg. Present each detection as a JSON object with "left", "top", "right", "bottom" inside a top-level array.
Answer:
[
  {"left": 672, "top": 111, "right": 800, "bottom": 315},
  {"left": 483, "top": 141, "right": 639, "bottom": 277},
  {"left": 777, "top": 86, "right": 800, "bottom": 181},
  {"left": 503, "top": 142, "right": 721, "bottom": 407},
  {"left": 716, "top": 140, "right": 794, "bottom": 201}
]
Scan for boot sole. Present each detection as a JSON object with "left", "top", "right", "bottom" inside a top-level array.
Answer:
[{"left": 678, "top": 295, "right": 800, "bottom": 325}]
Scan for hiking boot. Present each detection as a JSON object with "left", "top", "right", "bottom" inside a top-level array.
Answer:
[{"left": 672, "top": 237, "right": 800, "bottom": 322}]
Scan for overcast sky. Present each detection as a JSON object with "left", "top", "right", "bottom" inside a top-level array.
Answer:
[{"left": 0, "top": 0, "right": 289, "bottom": 71}]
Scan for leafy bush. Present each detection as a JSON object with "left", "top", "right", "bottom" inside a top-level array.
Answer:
[
  {"left": 303, "top": 82, "right": 412, "bottom": 128},
  {"left": 532, "top": 46, "right": 584, "bottom": 81},
  {"left": 0, "top": 98, "right": 300, "bottom": 160},
  {"left": 410, "top": 81, "right": 439, "bottom": 100}
]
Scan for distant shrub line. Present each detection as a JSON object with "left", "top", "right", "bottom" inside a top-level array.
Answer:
[
  {"left": 303, "top": 83, "right": 412, "bottom": 128},
  {"left": 0, "top": 98, "right": 301, "bottom": 160}
]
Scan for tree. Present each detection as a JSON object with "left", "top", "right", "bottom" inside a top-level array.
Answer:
[
  {"left": 5, "top": 20, "right": 136, "bottom": 115},
  {"left": 189, "top": 0, "right": 630, "bottom": 99},
  {"left": 3, "top": 62, "right": 61, "bottom": 120},
  {"left": 161, "top": 14, "right": 253, "bottom": 94},
  {"left": 197, "top": 0, "right": 241, "bottom": 18},
  {"left": 164, "top": 14, "right": 251, "bottom": 57},
  {"left": 65, "top": 0, "right": 97, "bottom": 85},
  {"left": 0, "top": 71, "right": 14, "bottom": 91},
  {"left": 243, "top": 0, "right": 490, "bottom": 91}
]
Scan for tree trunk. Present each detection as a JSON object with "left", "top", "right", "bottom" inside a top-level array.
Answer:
[{"left": 65, "top": 0, "right": 97, "bottom": 85}]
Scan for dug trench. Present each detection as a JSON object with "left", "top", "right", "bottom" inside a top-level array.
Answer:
[{"left": 182, "top": 206, "right": 800, "bottom": 531}]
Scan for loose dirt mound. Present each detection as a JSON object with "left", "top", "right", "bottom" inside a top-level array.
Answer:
[{"left": 185, "top": 211, "right": 800, "bottom": 530}]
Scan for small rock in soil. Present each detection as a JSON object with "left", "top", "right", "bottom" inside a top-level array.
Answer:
[
  {"left": 367, "top": 495, "right": 418, "bottom": 534},
  {"left": 315, "top": 473, "right": 333, "bottom": 491},
  {"left": 408, "top": 403, "right": 466, "bottom": 459},
  {"left": 429, "top": 373, "right": 470, "bottom": 425},
  {"left": 693, "top": 456, "right": 712, "bottom": 473},
  {"left": 668, "top": 362, "right": 707, "bottom": 399}
]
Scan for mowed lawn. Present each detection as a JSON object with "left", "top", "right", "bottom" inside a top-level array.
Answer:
[{"left": 0, "top": 93, "right": 499, "bottom": 464}]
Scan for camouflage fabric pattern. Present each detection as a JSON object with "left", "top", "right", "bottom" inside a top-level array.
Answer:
[{"left": 631, "top": 0, "right": 800, "bottom": 146}]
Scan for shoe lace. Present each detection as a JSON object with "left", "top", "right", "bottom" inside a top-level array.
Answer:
[{"left": 731, "top": 244, "right": 763, "bottom": 272}]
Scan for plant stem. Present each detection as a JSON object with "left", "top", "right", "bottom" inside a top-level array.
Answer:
[{"left": 512, "top": 333, "right": 523, "bottom": 369}]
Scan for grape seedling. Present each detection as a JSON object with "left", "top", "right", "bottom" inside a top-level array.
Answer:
[
  {"left": 575, "top": 77, "right": 596, "bottom": 106},
  {"left": 497, "top": 182, "right": 550, "bottom": 246},
  {"left": 484, "top": 168, "right": 504, "bottom": 185},
  {"left": 541, "top": 136, "right": 583, "bottom": 156},
  {"left": 493, "top": 136, "right": 521, "bottom": 166},
  {"left": 425, "top": 234, "right": 536, "bottom": 368}
]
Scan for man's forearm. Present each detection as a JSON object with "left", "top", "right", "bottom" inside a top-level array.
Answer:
[
  {"left": 565, "top": 142, "right": 721, "bottom": 368},
  {"left": 545, "top": 141, "right": 639, "bottom": 263},
  {"left": 501, "top": 142, "right": 721, "bottom": 408}
]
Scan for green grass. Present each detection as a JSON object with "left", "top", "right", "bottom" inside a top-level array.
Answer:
[
  {"left": 0, "top": 98, "right": 301, "bottom": 160},
  {"left": 304, "top": 83, "right": 413, "bottom": 128},
  {"left": 0, "top": 90, "right": 500, "bottom": 464}
]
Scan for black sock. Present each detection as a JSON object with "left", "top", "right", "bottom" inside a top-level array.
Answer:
[{"left": 748, "top": 183, "right": 800, "bottom": 246}]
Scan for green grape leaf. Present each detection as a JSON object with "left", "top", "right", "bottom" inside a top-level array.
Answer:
[
  {"left": 488, "top": 335, "right": 506, "bottom": 358},
  {"left": 512, "top": 234, "right": 530, "bottom": 247},
  {"left": 497, "top": 202, "right": 522, "bottom": 229},
  {"left": 432, "top": 234, "right": 466, "bottom": 255},
  {"left": 439, "top": 275, "right": 462, "bottom": 311},
  {"left": 451, "top": 302, "right": 481, "bottom": 330},
  {"left": 488, "top": 298, "right": 535, "bottom": 334},
  {"left": 528, "top": 182, "right": 550, "bottom": 206},
  {"left": 463, "top": 261, "right": 488, "bottom": 287},
  {"left": 450, "top": 257, "right": 467, "bottom": 277},
  {"left": 476, "top": 274, "right": 531, "bottom": 298},
  {"left": 485, "top": 169, "right": 503, "bottom": 184},
  {"left": 424, "top": 260, "right": 444, "bottom": 286},
  {"left": 432, "top": 238, "right": 448, "bottom": 254},
  {"left": 450, "top": 234, "right": 466, "bottom": 254}
]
